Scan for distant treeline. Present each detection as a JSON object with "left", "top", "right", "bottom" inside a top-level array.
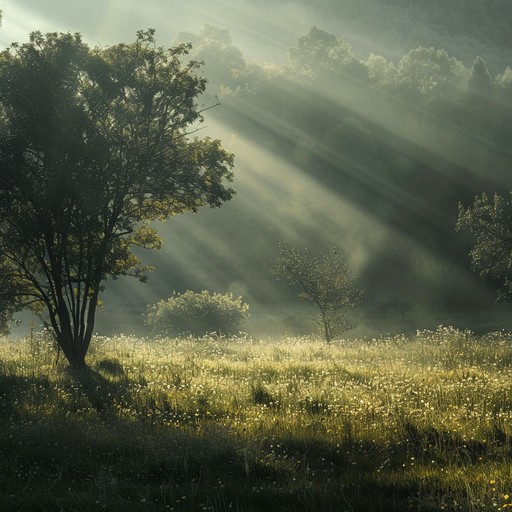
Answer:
[{"left": 246, "top": 0, "right": 512, "bottom": 72}]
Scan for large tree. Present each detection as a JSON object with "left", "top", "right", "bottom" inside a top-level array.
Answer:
[
  {"left": 288, "top": 26, "right": 366, "bottom": 84},
  {"left": 0, "top": 30, "right": 234, "bottom": 367}
]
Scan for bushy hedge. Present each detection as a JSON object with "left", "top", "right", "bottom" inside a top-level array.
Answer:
[{"left": 147, "top": 290, "right": 250, "bottom": 337}]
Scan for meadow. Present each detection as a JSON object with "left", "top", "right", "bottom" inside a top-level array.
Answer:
[{"left": 2, "top": 326, "right": 512, "bottom": 511}]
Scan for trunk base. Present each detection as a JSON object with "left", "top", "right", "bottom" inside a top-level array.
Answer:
[{"left": 63, "top": 362, "right": 91, "bottom": 375}]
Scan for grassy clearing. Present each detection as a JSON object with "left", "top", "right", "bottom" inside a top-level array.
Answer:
[{"left": 2, "top": 326, "right": 512, "bottom": 511}]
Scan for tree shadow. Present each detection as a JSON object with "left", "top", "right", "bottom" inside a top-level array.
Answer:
[
  {"left": 63, "top": 361, "right": 131, "bottom": 419},
  {"left": 0, "top": 372, "right": 37, "bottom": 418}
]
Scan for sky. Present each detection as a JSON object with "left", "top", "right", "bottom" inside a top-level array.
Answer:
[{"left": 0, "top": 0, "right": 311, "bottom": 62}]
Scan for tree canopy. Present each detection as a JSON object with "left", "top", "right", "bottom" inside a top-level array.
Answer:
[
  {"left": 271, "top": 243, "right": 362, "bottom": 341},
  {"left": 288, "top": 26, "right": 359, "bottom": 80},
  {"left": 0, "top": 29, "right": 234, "bottom": 366},
  {"left": 457, "top": 193, "right": 512, "bottom": 303},
  {"left": 175, "top": 24, "right": 246, "bottom": 92}
]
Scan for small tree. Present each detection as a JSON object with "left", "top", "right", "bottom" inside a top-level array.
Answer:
[
  {"left": 147, "top": 290, "right": 249, "bottom": 338},
  {"left": 271, "top": 242, "right": 362, "bottom": 341},
  {"left": 457, "top": 193, "right": 512, "bottom": 302}
]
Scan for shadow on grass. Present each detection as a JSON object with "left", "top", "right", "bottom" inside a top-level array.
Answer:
[
  {"left": 0, "top": 364, "right": 510, "bottom": 511},
  {"left": 63, "top": 362, "right": 129, "bottom": 417},
  {"left": 0, "top": 371, "right": 53, "bottom": 418},
  {"left": 0, "top": 411, "right": 501, "bottom": 511}
]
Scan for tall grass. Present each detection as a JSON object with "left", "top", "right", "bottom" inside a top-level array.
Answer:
[{"left": 1, "top": 326, "right": 512, "bottom": 510}]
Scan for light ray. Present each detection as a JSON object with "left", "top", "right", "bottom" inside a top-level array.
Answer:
[{"left": 0, "top": 1, "right": 62, "bottom": 48}]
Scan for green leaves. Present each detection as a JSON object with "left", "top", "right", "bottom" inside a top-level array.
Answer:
[
  {"left": 288, "top": 26, "right": 359, "bottom": 81},
  {"left": 147, "top": 290, "right": 249, "bottom": 337},
  {"left": 457, "top": 193, "right": 512, "bottom": 302},
  {"left": 395, "top": 46, "right": 469, "bottom": 106},
  {"left": 271, "top": 242, "right": 362, "bottom": 341}
]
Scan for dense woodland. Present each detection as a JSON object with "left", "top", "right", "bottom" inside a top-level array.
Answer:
[{"left": 249, "top": 0, "right": 512, "bottom": 72}]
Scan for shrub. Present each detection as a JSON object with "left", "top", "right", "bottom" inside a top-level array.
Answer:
[{"left": 147, "top": 290, "right": 250, "bottom": 338}]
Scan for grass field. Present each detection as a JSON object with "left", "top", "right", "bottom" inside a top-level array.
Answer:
[{"left": 2, "top": 326, "right": 512, "bottom": 511}]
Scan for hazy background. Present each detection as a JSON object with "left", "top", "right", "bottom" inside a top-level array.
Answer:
[{"left": 3, "top": 0, "right": 512, "bottom": 337}]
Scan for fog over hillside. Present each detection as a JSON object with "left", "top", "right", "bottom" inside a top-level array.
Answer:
[{"left": 2, "top": 0, "right": 512, "bottom": 337}]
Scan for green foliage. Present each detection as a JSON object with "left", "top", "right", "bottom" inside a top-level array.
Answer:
[
  {"left": 395, "top": 46, "right": 469, "bottom": 107},
  {"left": 288, "top": 25, "right": 367, "bottom": 82},
  {"left": 0, "top": 30, "right": 234, "bottom": 366},
  {"left": 175, "top": 24, "right": 246, "bottom": 92},
  {"left": 457, "top": 193, "right": 512, "bottom": 302},
  {"left": 468, "top": 56, "right": 493, "bottom": 99},
  {"left": 366, "top": 52, "right": 396, "bottom": 87},
  {"left": 147, "top": 290, "right": 249, "bottom": 338},
  {"left": 271, "top": 243, "right": 362, "bottom": 341},
  {"left": 250, "top": 0, "right": 512, "bottom": 73}
]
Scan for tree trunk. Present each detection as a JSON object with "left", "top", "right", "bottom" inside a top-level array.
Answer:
[
  {"left": 321, "top": 311, "right": 332, "bottom": 342},
  {"left": 56, "top": 331, "right": 88, "bottom": 368},
  {"left": 66, "top": 351, "right": 88, "bottom": 369},
  {"left": 49, "top": 285, "right": 100, "bottom": 369}
]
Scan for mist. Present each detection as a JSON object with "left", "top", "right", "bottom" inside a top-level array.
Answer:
[{"left": 3, "top": 0, "right": 512, "bottom": 338}]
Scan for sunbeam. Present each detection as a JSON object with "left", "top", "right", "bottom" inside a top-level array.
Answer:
[
  {"left": 1, "top": 0, "right": 509, "bottom": 338},
  {"left": 0, "top": 1, "right": 61, "bottom": 48}
]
